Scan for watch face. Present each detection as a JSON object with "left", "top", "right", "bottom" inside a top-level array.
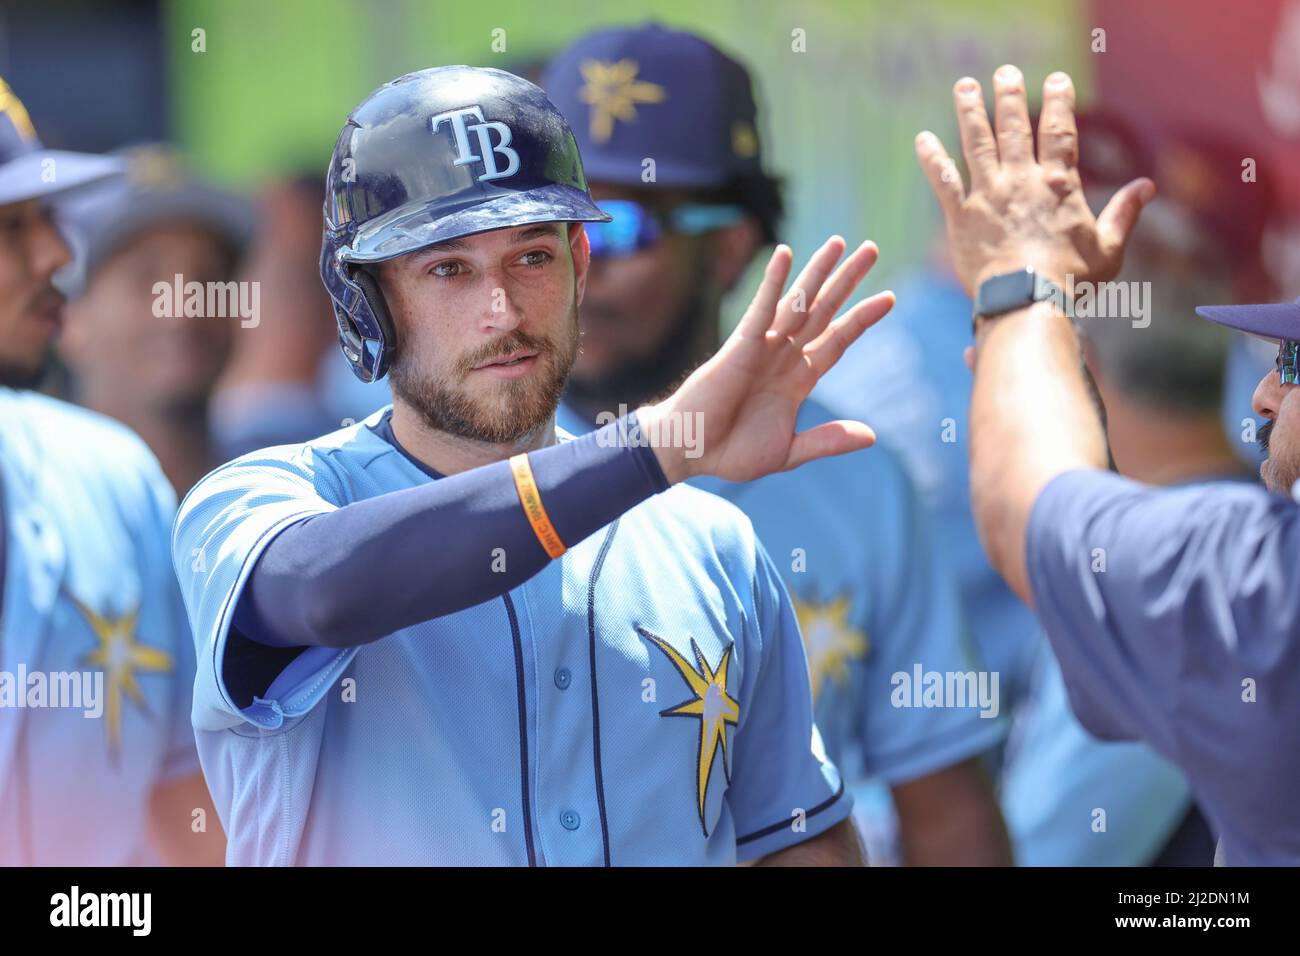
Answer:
[{"left": 978, "top": 270, "right": 1037, "bottom": 315}]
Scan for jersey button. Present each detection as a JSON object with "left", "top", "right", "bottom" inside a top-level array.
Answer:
[
  {"left": 554, "top": 667, "right": 572, "bottom": 690},
  {"left": 560, "top": 810, "right": 581, "bottom": 831}
]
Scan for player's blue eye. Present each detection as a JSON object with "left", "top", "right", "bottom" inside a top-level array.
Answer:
[
  {"left": 519, "top": 250, "right": 551, "bottom": 268},
  {"left": 430, "top": 261, "right": 462, "bottom": 278}
]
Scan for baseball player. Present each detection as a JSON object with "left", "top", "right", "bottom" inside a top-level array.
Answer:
[
  {"left": 58, "top": 143, "right": 256, "bottom": 496},
  {"left": 542, "top": 24, "right": 1011, "bottom": 865},
  {"left": 0, "top": 78, "right": 220, "bottom": 865},
  {"left": 172, "top": 66, "right": 894, "bottom": 866}
]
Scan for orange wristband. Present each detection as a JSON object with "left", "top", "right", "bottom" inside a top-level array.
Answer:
[{"left": 509, "top": 453, "right": 566, "bottom": 559}]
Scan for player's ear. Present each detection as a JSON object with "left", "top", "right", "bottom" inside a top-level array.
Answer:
[
  {"left": 569, "top": 222, "right": 591, "bottom": 304},
  {"left": 708, "top": 216, "right": 763, "bottom": 293}
]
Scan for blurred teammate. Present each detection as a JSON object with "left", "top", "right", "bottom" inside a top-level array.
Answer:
[
  {"left": 59, "top": 144, "right": 255, "bottom": 496},
  {"left": 172, "top": 66, "right": 892, "bottom": 865},
  {"left": 211, "top": 175, "right": 390, "bottom": 460},
  {"left": 0, "top": 80, "right": 221, "bottom": 865},
  {"left": 915, "top": 63, "right": 1300, "bottom": 864},
  {"left": 544, "top": 24, "right": 1011, "bottom": 865}
]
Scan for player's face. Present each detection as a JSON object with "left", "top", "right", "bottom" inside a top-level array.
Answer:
[
  {"left": 61, "top": 222, "right": 235, "bottom": 411},
  {"left": 1252, "top": 348, "right": 1300, "bottom": 493},
  {"left": 377, "top": 222, "right": 588, "bottom": 444},
  {"left": 0, "top": 199, "right": 73, "bottom": 388},
  {"left": 575, "top": 184, "right": 713, "bottom": 388}
]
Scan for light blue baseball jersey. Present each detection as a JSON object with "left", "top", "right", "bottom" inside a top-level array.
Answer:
[
  {"left": 0, "top": 388, "right": 199, "bottom": 865},
  {"left": 815, "top": 269, "right": 1194, "bottom": 865},
  {"left": 172, "top": 407, "right": 849, "bottom": 866},
  {"left": 557, "top": 398, "right": 1007, "bottom": 863}
]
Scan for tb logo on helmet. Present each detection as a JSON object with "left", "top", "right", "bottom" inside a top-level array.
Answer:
[{"left": 430, "top": 106, "right": 520, "bottom": 182}]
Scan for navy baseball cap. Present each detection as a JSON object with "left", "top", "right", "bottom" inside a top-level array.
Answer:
[
  {"left": 542, "top": 23, "right": 766, "bottom": 189},
  {"left": 0, "top": 76, "right": 122, "bottom": 205},
  {"left": 1196, "top": 298, "right": 1300, "bottom": 343},
  {"left": 57, "top": 143, "right": 256, "bottom": 295}
]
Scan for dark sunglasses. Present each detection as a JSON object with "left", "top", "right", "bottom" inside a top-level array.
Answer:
[
  {"left": 1278, "top": 340, "right": 1300, "bottom": 385},
  {"left": 586, "top": 198, "right": 746, "bottom": 258}
]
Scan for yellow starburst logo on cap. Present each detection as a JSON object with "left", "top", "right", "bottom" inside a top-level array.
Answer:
[
  {"left": 128, "top": 145, "right": 185, "bottom": 191},
  {"left": 577, "top": 59, "right": 667, "bottom": 144},
  {"left": 732, "top": 120, "right": 758, "bottom": 159},
  {"left": 639, "top": 625, "right": 740, "bottom": 837},
  {"left": 73, "top": 597, "right": 173, "bottom": 760},
  {"left": 0, "top": 78, "right": 36, "bottom": 142},
  {"left": 794, "top": 594, "right": 868, "bottom": 702}
]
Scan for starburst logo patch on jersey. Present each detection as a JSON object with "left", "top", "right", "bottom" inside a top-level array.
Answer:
[
  {"left": 638, "top": 625, "right": 739, "bottom": 837},
  {"left": 72, "top": 596, "right": 172, "bottom": 761},
  {"left": 577, "top": 59, "right": 667, "bottom": 144},
  {"left": 794, "top": 594, "right": 868, "bottom": 702}
]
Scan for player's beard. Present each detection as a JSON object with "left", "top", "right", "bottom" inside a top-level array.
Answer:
[
  {"left": 565, "top": 255, "right": 716, "bottom": 412},
  {"left": 0, "top": 347, "right": 51, "bottom": 390},
  {"left": 0, "top": 285, "right": 65, "bottom": 389},
  {"left": 389, "top": 301, "right": 578, "bottom": 445},
  {"left": 1258, "top": 416, "right": 1300, "bottom": 494}
]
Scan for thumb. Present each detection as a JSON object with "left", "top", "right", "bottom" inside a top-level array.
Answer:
[
  {"left": 1097, "top": 177, "right": 1155, "bottom": 262},
  {"left": 784, "top": 420, "right": 876, "bottom": 471}
]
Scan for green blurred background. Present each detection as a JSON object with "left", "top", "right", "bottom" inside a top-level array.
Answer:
[{"left": 163, "top": 0, "right": 1086, "bottom": 294}]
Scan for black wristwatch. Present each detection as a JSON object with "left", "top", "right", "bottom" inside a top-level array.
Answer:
[{"left": 972, "top": 267, "right": 1064, "bottom": 330}]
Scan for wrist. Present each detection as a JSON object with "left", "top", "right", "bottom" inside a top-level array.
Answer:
[
  {"left": 640, "top": 403, "right": 692, "bottom": 485},
  {"left": 971, "top": 264, "right": 1072, "bottom": 337},
  {"left": 974, "top": 261, "right": 1070, "bottom": 293},
  {"left": 973, "top": 298, "right": 1068, "bottom": 348}
]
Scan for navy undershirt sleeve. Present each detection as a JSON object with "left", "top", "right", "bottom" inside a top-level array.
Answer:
[{"left": 233, "top": 413, "right": 669, "bottom": 649}]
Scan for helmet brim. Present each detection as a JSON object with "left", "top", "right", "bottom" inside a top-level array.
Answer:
[{"left": 344, "top": 183, "right": 612, "bottom": 264}]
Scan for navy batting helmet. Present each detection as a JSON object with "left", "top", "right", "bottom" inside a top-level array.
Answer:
[{"left": 321, "top": 65, "right": 612, "bottom": 382}]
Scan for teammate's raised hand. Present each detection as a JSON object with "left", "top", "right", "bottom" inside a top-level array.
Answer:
[
  {"left": 641, "top": 236, "right": 894, "bottom": 484},
  {"left": 915, "top": 66, "right": 1155, "bottom": 295}
]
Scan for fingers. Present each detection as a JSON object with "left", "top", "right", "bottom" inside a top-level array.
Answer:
[
  {"left": 915, "top": 131, "right": 964, "bottom": 220},
  {"left": 1037, "top": 71, "right": 1079, "bottom": 175},
  {"left": 735, "top": 244, "right": 793, "bottom": 339},
  {"left": 1097, "top": 177, "right": 1156, "bottom": 265},
  {"left": 771, "top": 236, "right": 846, "bottom": 339},
  {"left": 784, "top": 420, "right": 876, "bottom": 471},
  {"left": 792, "top": 240, "right": 879, "bottom": 348},
  {"left": 963, "top": 345, "right": 976, "bottom": 374},
  {"left": 805, "top": 290, "right": 896, "bottom": 375},
  {"left": 953, "top": 77, "right": 998, "bottom": 189},
  {"left": 992, "top": 65, "right": 1033, "bottom": 167}
]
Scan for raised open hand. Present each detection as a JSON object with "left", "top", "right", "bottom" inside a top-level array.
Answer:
[
  {"left": 642, "top": 236, "right": 894, "bottom": 484},
  {"left": 915, "top": 66, "right": 1155, "bottom": 295}
]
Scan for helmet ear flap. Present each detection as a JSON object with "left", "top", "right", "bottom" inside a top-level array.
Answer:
[{"left": 350, "top": 266, "right": 398, "bottom": 380}]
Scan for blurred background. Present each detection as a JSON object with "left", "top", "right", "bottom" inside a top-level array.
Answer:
[
  {"left": 8, "top": 0, "right": 1298, "bottom": 867},
  {"left": 5, "top": 0, "right": 1298, "bottom": 468},
  {"left": 8, "top": 0, "right": 1298, "bottom": 280}
]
